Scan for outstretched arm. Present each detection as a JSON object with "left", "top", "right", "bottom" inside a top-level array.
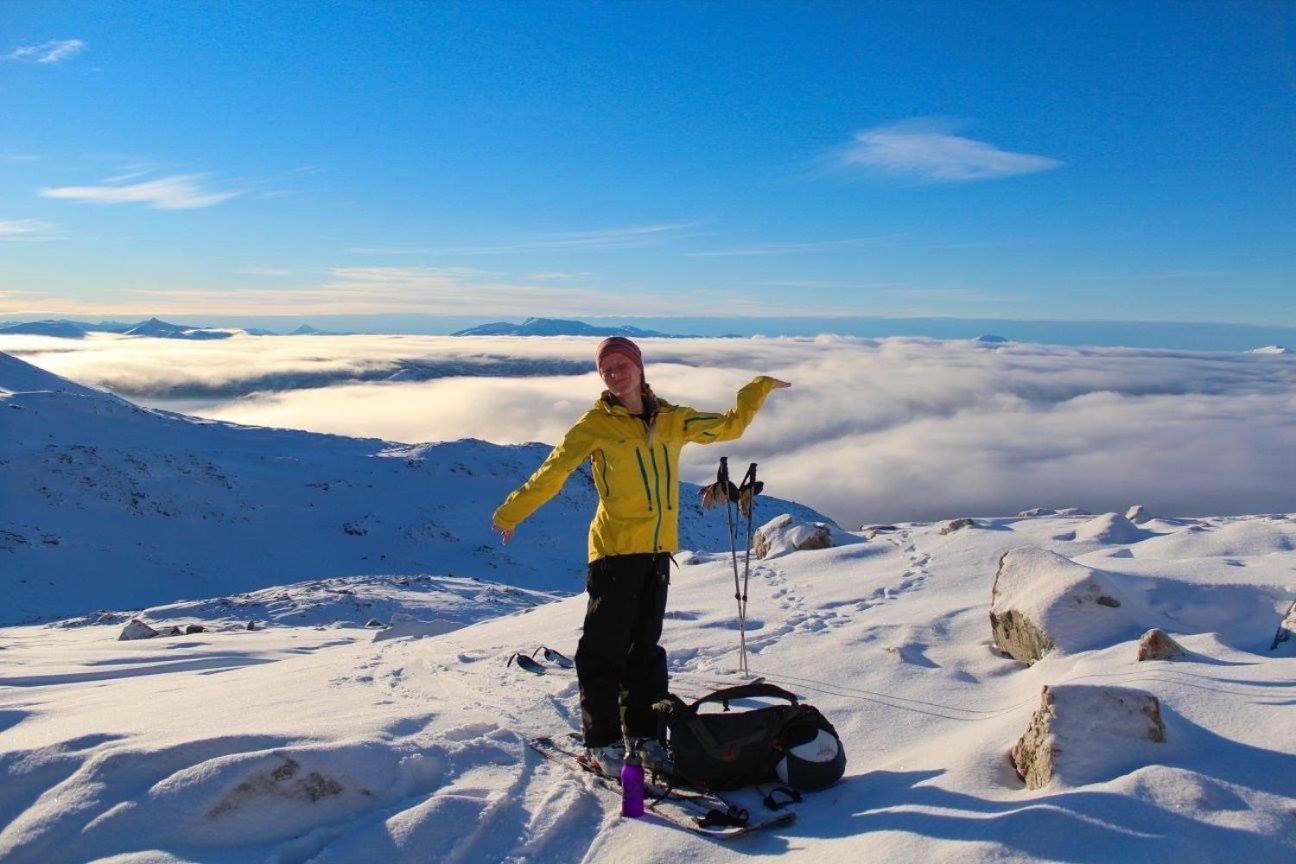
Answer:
[
  {"left": 680, "top": 375, "right": 790, "bottom": 444},
  {"left": 492, "top": 417, "right": 596, "bottom": 541}
]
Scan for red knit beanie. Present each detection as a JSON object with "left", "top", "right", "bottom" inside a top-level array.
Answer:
[{"left": 595, "top": 336, "right": 644, "bottom": 375}]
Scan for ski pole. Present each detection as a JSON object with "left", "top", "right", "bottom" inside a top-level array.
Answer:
[
  {"left": 701, "top": 457, "right": 748, "bottom": 678},
  {"left": 719, "top": 458, "right": 748, "bottom": 677},
  {"left": 739, "top": 462, "right": 758, "bottom": 626},
  {"left": 736, "top": 462, "right": 762, "bottom": 679}
]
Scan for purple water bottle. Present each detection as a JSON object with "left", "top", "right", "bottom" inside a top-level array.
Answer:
[{"left": 620, "top": 742, "right": 645, "bottom": 818}]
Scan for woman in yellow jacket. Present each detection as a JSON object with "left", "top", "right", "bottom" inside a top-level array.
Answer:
[{"left": 493, "top": 336, "right": 789, "bottom": 774}]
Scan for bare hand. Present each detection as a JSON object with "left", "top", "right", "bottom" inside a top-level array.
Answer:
[
  {"left": 493, "top": 520, "right": 515, "bottom": 544},
  {"left": 769, "top": 378, "right": 792, "bottom": 389}
]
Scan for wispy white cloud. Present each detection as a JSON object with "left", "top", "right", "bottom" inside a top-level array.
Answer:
[
  {"left": 102, "top": 168, "right": 157, "bottom": 185},
  {"left": 233, "top": 267, "right": 294, "bottom": 277},
  {"left": 39, "top": 173, "right": 243, "bottom": 210},
  {"left": 688, "top": 236, "right": 899, "bottom": 257},
  {"left": 7, "top": 39, "right": 86, "bottom": 64},
  {"left": 529, "top": 222, "right": 701, "bottom": 249},
  {"left": 0, "top": 153, "right": 40, "bottom": 163},
  {"left": 317, "top": 266, "right": 624, "bottom": 314},
  {"left": 346, "top": 222, "right": 702, "bottom": 257},
  {"left": 0, "top": 219, "right": 59, "bottom": 241},
  {"left": 530, "top": 272, "right": 590, "bottom": 280},
  {"left": 344, "top": 246, "right": 438, "bottom": 256},
  {"left": 839, "top": 120, "right": 1062, "bottom": 182}
]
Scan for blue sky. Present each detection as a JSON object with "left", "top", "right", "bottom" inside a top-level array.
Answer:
[{"left": 2, "top": 1, "right": 1293, "bottom": 326}]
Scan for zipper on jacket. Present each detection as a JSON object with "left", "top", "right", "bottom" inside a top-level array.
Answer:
[
  {"left": 660, "top": 443, "right": 672, "bottom": 510},
  {"left": 648, "top": 446, "right": 664, "bottom": 550},
  {"left": 633, "top": 448, "right": 653, "bottom": 511},
  {"left": 592, "top": 449, "right": 611, "bottom": 498}
]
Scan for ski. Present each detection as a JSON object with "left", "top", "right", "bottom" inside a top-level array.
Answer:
[{"left": 529, "top": 734, "right": 795, "bottom": 839}]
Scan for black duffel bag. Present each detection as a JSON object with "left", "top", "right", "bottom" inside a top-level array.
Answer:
[{"left": 653, "top": 681, "right": 846, "bottom": 791}]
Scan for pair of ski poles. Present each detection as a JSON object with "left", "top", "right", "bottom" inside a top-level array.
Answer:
[{"left": 702, "top": 457, "right": 763, "bottom": 679}]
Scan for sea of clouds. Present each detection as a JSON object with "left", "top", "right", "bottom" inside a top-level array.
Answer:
[{"left": 4, "top": 332, "right": 1293, "bottom": 526}]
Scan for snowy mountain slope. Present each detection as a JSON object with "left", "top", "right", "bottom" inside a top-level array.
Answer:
[
  {"left": 0, "top": 321, "right": 88, "bottom": 339},
  {"left": 51, "top": 571, "right": 562, "bottom": 633},
  {"left": 1, "top": 513, "right": 1293, "bottom": 862},
  {"left": 0, "top": 319, "right": 140, "bottom": 338},
  {"left": 0, "top": 351, "right": 831, "bottom": 625}
]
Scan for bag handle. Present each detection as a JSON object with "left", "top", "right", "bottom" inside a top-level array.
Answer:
[{"left": 691, "top": 682, "right": 799, "bottom": 711}]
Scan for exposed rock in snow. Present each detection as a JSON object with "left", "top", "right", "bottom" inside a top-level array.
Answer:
[
  {"left": 1271, "top": 602, "right": 1296, "bottom": 652},
  {"left": 1011, "top": 684, "right": 1166, "bottom": 790},
  {"left": 371, "top": 612, "right": 461, "bottom": 642},
  {"left": 118, "top": 619, "right": 159, "bottom": 641},
  {"left": 861, "top": 524, "right": 898, "bottom": 539},
  {"left": 1125, "top": 504, "right": 1151, "bottom": 524},
  {"left": 184, "top": 624, "right": 205, "bottom": 634},
  {"left": 754, "top": 514, "right": 832, "bottom": 559},
  {"left": 940, "top": 517, "right": 978, "bottom": 535},
  {"left": 1017, "top": 507, "right": 1057, "bottom": 518},
  {"left": 990, "top": 547, "right": 1133, "bottom": 663},
  {"left": 1136, "top": 628, "right": 1186, "bottom": 661},
  {"left": 1057, "top": 507, "right": 1092, "bottom": 517}
]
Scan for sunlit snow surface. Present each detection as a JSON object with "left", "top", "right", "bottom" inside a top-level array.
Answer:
[{"left": 2, "top": 352, "right": 1295, "bottom": 862}]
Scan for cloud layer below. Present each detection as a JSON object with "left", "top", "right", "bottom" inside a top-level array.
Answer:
[{"left": 3, "top": 333, "right": 1292, "bottom": 526}]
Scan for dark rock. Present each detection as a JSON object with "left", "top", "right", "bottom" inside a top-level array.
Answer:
[
  {"left": 1136, "top": 628, "right": 1185, "bottom": 661},
  {"left": 119, "top": 619, "right": 159, "bottom": 641},
  {"left": 1011, "top": 684, "right": 1165, "bottom": 790}
]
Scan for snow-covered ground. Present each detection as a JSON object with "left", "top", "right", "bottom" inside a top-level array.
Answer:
[{"left": 3, "top": 351, "right": 1295, "bottom": 862}]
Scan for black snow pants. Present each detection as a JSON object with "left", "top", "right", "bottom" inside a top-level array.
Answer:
[{"left": 575, "top": 552, "right": 670, "bottom": 748}]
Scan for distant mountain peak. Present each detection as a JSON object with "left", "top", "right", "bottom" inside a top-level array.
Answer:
[
  {"left": 123, "top": 317, "right": 234, "bottom": 341},
  {"left": 451, "top": 317, "right": 678, "bottom": 338}
]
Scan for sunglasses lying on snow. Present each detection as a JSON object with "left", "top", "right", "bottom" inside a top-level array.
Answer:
[{"left": 506, "top": 646, "right": 574, "bottom": 674}]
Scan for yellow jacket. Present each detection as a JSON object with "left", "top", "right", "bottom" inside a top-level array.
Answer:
[{"left": 493, "top": 375, "right": 780, "bottom": 562}]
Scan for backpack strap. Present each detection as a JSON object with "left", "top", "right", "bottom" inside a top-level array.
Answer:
[
  {"left": 690, "top": 682, "right": 799, "bottom": 712},
  {"left": 762, "top": 785, "right": 803, "bottom": 810}
]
